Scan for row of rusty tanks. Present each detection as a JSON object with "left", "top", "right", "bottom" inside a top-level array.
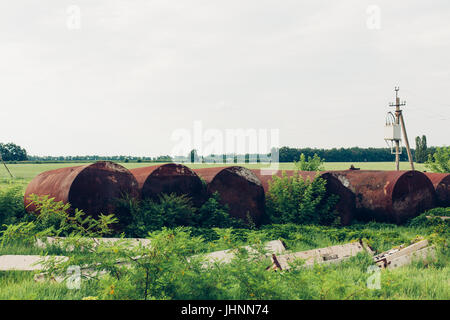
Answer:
[
  {"left": 24, "top": 161, "right": 449, "bottom": 226},
  {"left": 23, "top": 162, "right": 266, "bottom": 225},
  {"left": 252, "top": 168, "right": 447, "bottom": 224}
]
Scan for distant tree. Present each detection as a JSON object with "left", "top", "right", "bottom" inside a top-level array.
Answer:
[
  {"left": 415, "top": 135, "right": 428, "bottom": 163},
  {"left": 189, "top": 149, "right": 199, "bottom": 163},
  {"left": 0, "top": 143, "right": 28, "bottom": 161},
  {"left": 425, "top": 146, "right": 450, "bottom": 173}
]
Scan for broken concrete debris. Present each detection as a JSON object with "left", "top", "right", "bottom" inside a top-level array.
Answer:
[
  {"left": 373, "top": 239, "right": 436, "bottom": 269},
  {"left": 269, "top": 240, "right": 370, "bottom": 271},
  {"left": 192, "top": 240, "right": 286, "bottom": 268}
]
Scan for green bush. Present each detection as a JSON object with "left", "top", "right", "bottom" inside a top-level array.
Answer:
[
  {"left": 294, "top": 153, "right": 324, "bottom": 171},
  {"left": 115, "top": 192, "right": 246, "bottom": 238},
  {"left": 0, "top": 186, "right": 28, "bottom": 229},
  {"left": 408, "top": 207, "right": 450, "bottom": 228},
  {"left": 1, "top": 195, "right": 117, "bottom": 246},
  {"left": 425, "top": 146, "right": 450, "bottom": 173},
  {"left": 264, "top": 172, "right": 339, "bottom": 226}
]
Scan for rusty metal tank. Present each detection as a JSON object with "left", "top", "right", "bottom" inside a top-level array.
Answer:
[
  {"left": 129, "top": 163, "right": 206, "bottom": 206},
  {"left": 24, "top": 161, "right": 139, "bottom": 218},
  {"left": 424, "top": 172, "right": 450, "bottom": 207},
  {"left": 194, "top": 166, "right": 265, "bottom": 225},
  {"left": 327, "top": 170, "right": 436, "bottom": 224},
  {"left": 251, "top": 169, "right": 355, "bottom": 225}
]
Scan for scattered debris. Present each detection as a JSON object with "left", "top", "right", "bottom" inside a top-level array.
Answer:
[
  {"left": 194, "top": 240, "right": 286, "bottom": 268},
  {"left": 269, "top": 240, "right": 370, "bottom": 271},
  {"left": 373, "top": 239, "right": 436, "bottom": 269},
  {"left": 35, "top": 240, "right": 286, "bottom": 282}
]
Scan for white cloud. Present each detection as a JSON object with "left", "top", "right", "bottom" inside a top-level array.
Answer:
[{"left": 0, "top": 0, "right": 448, "bottom": 156}]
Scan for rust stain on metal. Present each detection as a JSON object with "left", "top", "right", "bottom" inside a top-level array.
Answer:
[
  {"left": 252, "top": 169, "right": 355, "bottom": 226},
  {"left": 129, "top": 163, "right": 206, "bottom": 207},
  {"left": 24, "top": 161, "right": 139, "bottom": 218},
  {"left": 424, "top": 172, "right": 450, "bottom": 207},
  {"left": 327, "top": 170, "right": 436, "bottom": 224},
  {"left": 194, "top": 166, "right": 265, "bottom": 225}
]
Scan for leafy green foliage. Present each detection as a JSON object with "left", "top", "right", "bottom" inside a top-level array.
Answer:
[
  {"left": 294, "top": 153, "right": 324, "bottom": 171},
  {"left": 115, "top": 193, "right": 245, "bottom": 238},
  {"left": 0, "top": 195, "right": 117, "bottom": 247},
  {"left": 264, "top": 172, "right": 339, "bottom": 225},
  {"left": 0, "top": 186, "right": 28, "bottom": 228},
  {"left": 27, "top": 222, "right": 450, "bottom": 300},
  {"left": 408, "top": 207, "right": 450, "bottom": 229},
  {"left": 425, "top": 146, "right": 450, "bottom": 173}
]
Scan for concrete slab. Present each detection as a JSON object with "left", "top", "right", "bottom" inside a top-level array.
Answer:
[
  {"left": 270, "top": 240, "right": 369, "bottom": 271},
  {"left": 0, "top": 255, "right": 68, "bottom": 271},
  {"left": 191, "top": 240, "right": 286, "bottom": 267},
  {"left": 35, "top": 237, "right": 152, "bottom": 251},
  {"left": 374, "top": 239, "right": 435, "bottom": 269}
]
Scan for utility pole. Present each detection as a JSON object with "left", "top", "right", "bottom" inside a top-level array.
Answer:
[{"left": 389, "top": 87, "right": 414, "bottom": 171}]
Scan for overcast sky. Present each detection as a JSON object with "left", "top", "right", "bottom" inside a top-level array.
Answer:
[{"left": 0, "top": 0, "right": 448, "bottom": 157}]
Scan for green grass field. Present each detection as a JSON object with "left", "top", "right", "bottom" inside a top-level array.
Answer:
[
  {"left": 0, "top": 223, "right": 448, "bottom": 300},
  {"left": 0, "top": 160, "right": 446, "bottom": 300},
  {"left": 0, "top": 161, "right": 426, "bottom": 188}
]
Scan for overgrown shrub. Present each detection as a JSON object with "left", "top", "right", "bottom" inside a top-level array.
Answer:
[
  {"left": 264, "top": 172, "right": 339, "bottom": 226},
  {"left": 115, "top": 192, "right": 246, "bottom": 238},
  {"left": 1, "top": 195, "right": 117, "bottom": 246},
  {"left": 425, "top": 146, "right": 450, "bottom": 173},
  {"left": 408, "top": 207, "right": 450, "bottom": 228},
  {"left": 196, "top": 192, "right": 246, "bottom": 228},
  {"left": 294, "top": 153, "right": 324, "bottom": 171},
  {"left": 0, "top": 186, "right": 28, "bottom": 229}
]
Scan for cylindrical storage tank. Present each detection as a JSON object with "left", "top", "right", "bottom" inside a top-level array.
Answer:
[
  {"left": 194, "top": 166, "right": 265, "bottom": 225},
  {"left": 424, "top": 172, "right": 450, "bottom": 207},
  {"left": 24, "top": 161, "right": 139, "bottom": 218},
  {"left": 129, "top": 163, "right": 206, "bottom": 207},
  {"left": 327, "top": 170, "right": 436, "bottom": 224},
  {"left": 251, "top": 169, "right": 355, "bottom": 225}
]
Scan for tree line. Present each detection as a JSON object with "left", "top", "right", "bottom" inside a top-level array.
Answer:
[{"left": 0, "top": 139, "right": 442, "bottom": 163}]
